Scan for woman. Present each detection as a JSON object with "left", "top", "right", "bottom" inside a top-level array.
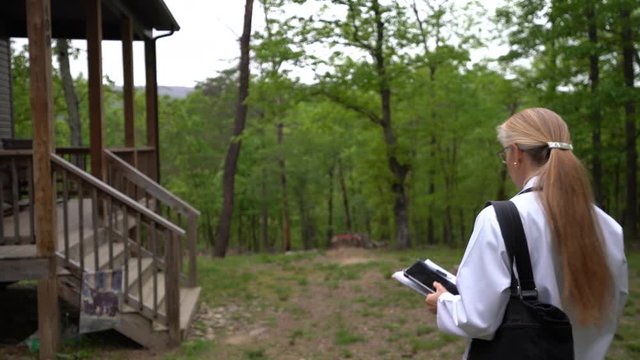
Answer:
[{"left": 426, "top": 108, "right": 628, "bottom": 359}]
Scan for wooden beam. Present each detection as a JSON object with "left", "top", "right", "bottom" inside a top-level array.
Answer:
[
  {"left": 144, "top": 39, "right": 159, "bottom": 181},
  {"left": 2, "top": 21, "right": 151, "bottom": 41},
  {"left": 102, "top": 0, "right": 153, "bottom": 40},
  {"left": 0, "top": 257, "right": 49, "bottom": 281},
  {"left": 37, "top": 259, "right": 59, "bottom": 359},
  {"left": 87, "top": 0, "right": 104, "bottom": 180},
  {"left": 122, "top": 17, "right": 136, "bottom": 167},
  {"left": 26, "top": 0, "right": 59, "bottom": 357},
  {"left": 165, "top": 232, "right": 181, "bottom": 346}
]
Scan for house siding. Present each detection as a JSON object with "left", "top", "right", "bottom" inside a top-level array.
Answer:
[{"left": 0, "top": 38, "right": 13, "bottom": 141}]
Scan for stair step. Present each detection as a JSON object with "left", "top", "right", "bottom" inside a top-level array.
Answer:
[
  {"left": 128, "top": 271, "right": 166, "bottom": 316},
  {"left": 56, "top": 226, "right": 101, "bottom": 262},
  {"left": 179, "top": 287, "right": 201, "bottom": 331},
  {"left": 151, "top": 286, "right": 201, "bottom": 333},
  {"left": 56, "top": 224, "right": 92, "bottom": 252},
  {"left": 125, "top": 257, "right": 154, "bottom": 290},
  {"left": 82, "top": 242, "right": 125, "bottom": 271},
  {"left": 56, "top": 201, "right": 136, "bottom": 253}
]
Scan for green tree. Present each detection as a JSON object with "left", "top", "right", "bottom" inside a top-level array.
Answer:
[
  {"left": 214, "top": 0, "right": 255, "bottom": 258},
  {"left": 305, "top": 0, "right": 413, "bottom": 248}
]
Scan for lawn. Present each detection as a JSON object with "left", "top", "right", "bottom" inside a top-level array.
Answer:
[{"left": 1, "top": 246, "right": 638, "bottom": 359}]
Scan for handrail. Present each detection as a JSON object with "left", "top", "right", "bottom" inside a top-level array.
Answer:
[
  {"left": 105, "top": 150, "right": 200, "bottom": 216},
  {"left": 0, "top": 150, "right": 34, "bottom": 156},
  {"left": 51, "top": 154, "right": 185, "bottom": 236},
  {"left": 110, "top": 146, "right": 155, "bottom": 154},
  {"left": 105, "top": 149, "right": 199, "bottom": 287},
  {"left": 52, "top": 152, "right": 182, "bottom": 336},
  {"left": 1, "top": 151, "right": 183, "bottom": 337}
]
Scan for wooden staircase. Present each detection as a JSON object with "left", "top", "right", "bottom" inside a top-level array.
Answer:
[
  {"left": 0, "top": 151, "right": 201, "bottom": 350},
  {"left": 53, "top": 153, "right": 201, "bottom": 349},
  {"left": 53, "top": 197, "right": 200, "bottom": 349}
]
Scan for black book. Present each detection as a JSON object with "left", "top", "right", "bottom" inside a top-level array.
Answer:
[{"left": 392, "top": 259, "right": 458, "bottom": 296}]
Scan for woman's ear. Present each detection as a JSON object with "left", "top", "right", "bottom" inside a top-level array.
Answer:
[{"left": 513, "top": 144, "right": 525, "bottom": 163}]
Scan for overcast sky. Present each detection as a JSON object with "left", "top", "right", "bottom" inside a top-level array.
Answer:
[
  {"left": 69, "top": 0, "right": 250, "bottom": 87},
  {"left": 66, "top": 0, "right": 504, "bottom": 88}
]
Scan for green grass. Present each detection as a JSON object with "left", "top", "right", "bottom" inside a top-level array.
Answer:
[
  {"left": 2, "top": 246, "right": 636, "bottom": 360},
  {"left": 186, "top": 246, "right": 639, "bottom": 359},
  {"left": 179, "top": 339, "right": 215, "bottom": 358},
  {"left": 334, "top": 328, "right": 364, "bottom": 346},
  {"left": 243, "top": 348, "right": 269, "bottom": 360}
]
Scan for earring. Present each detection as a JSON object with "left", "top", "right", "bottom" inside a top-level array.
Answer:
[{"left": 513, "top": 162, "right": 518, "bottom": 166}]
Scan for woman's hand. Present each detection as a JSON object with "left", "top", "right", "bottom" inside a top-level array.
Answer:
[{"left": 425, "top": 282, "right": 448, "bottom": 315}]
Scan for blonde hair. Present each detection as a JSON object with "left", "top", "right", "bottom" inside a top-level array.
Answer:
[{"left": 497, "top": 107, "right": 612, "bottom": 325}]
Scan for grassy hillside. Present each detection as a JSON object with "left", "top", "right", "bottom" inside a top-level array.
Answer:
[
  {"left": 171, "top": 247, "right": 639, "bottom": 360},
  {"left": 2, "top": 247, "right": 638, "bottom": 359}
]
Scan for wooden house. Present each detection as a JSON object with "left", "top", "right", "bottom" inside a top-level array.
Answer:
[{"left": 0, "top": 1, "right": 201, "bottom": 358}]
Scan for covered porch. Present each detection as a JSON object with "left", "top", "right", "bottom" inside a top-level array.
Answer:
[{"left": 0, "top": 1, "right": 200, "bottom": 358}]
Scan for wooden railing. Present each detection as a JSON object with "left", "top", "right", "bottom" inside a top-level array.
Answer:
[
  {"left": 0, "top": 150, "right": 35, "bottom": 245},
  {"left": 56, "top": 146, "right": 90, "bottom": 172},
  {"left": 55, "top": 146, "right": 156, "bottom": 180},
  {"left": 109, "top": 147, "right": 156, "bottom": 180},
  {"left": 51, "top": 154, "right": 183, "bottom": 340},
  {"left": 105, "top": 150, "right": 199, "bottom": 287}
]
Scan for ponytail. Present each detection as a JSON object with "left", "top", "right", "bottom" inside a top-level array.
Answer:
[{"left": 498, "top": 108, "right": 612, "bottom": 325}]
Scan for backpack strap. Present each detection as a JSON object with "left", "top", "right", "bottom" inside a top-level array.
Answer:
[{"left": 488, "top": 200, "right": 538, "bottom": 300}]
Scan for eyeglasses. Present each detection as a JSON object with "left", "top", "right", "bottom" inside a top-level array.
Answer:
[{"left": 497, "top": 146, "right": 510, "bottom": 164}]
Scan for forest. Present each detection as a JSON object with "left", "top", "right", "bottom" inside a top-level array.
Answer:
[{"left": 10, "top": 0, "right": 640, "bottom": 256}]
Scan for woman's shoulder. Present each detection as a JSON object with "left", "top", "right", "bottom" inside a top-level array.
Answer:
[
  {"left": 508, "top": 192, "right": 545, "bottom": 221},
  {"left": 592, "top": 206, "right": 623, "bottom": 245},
  {"left": 593, "top": 206, "right": 622, "bottom": 233}
]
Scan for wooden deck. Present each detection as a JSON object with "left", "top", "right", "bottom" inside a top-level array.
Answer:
[
  {"left": 0, "top": 195, "right": 201, "bottom": 349},
  {"left": 0, "top": 244, "right": 37, "bottom": 259},
  {"left": 1, "top": 198, "right": 95, "bottom": 245},
  {"left": 0, "top": 199, "right": 92, "bottom": 282},
  {"left": 0, "top": 244, "right": 48, "bottom": 282}
]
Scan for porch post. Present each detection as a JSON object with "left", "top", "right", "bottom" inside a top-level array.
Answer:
[
  {"left": 87, "top": 0, "right": 105, "bottom": 180},
  {"left": 144, "top": 39, "right": 159, "bottom": 181},
  {"left": 122, "top": 17, "right": 137, "bottom": 168},
  {"left": 26, "top": 0, "right": 59, "bottom": 358}
]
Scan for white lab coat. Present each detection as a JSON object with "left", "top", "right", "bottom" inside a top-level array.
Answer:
[{"left": 436, "top": 178, "right": 629, "bottom": 360}]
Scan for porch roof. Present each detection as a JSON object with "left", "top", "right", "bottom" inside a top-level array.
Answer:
[{"left": 0, "top": 0, "right": 180, "bottom": 40}]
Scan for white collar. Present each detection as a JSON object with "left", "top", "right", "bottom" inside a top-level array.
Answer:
[{"left": 517, "top": 176, "right": 539, "bottom": 195}]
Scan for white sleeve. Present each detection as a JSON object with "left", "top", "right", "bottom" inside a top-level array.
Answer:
[{"left": 436, "top": 206, "right": 513, "bottom": 340}]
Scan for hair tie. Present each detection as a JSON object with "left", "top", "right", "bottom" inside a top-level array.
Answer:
[{"left": 547, "top": 142, "right": 573, "bottom": 150}]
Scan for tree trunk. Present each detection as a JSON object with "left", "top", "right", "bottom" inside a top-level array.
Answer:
[
  {"left": 586, "top": 1, "right": 604, "bottom": 207},
  {"left": 261, "top": 169, "right": 270, "bottom": 252},
  {"left": 496, "top": 166, "right": 508, "bottom": 200},
  {"left": 295, "top": 182, "right": 314, "bottom": 250},
  {"left": 277, "top": 122, "right": 292, "bottom": 252},
  {"left": 337, "top": 158, "right": 352, "bottom": 232},
  {"left": 326, "top": 164, "right": 335, "bottom": 247},
  {"left": 458, "top": 208, "right": 465, "bottom": 245},
  {"left": 372, "top": 0, "right": 410, "bottom": 249},
  {"left": 496, "top": 104, "right": 518, "bottom": 200},
  {"left": 55, "top": 39, "right": 82, "bottom": 149},
  {"left": 251, "top": 214, "right": 259, "bottom": 252},
  {"left": 614, "top": 158, "right": 622, "bottom": 219},
  {"left": 204, "top": 209, "right": 215, "bottom": 250},
  {"left": 237, "top": 211, "right": 244, "bottom": 253},
  {"left": 427, "top": 135, "right": 436, "bottom": 244},
  {"left": 438, "top": 135, "right": 458, "bottom": 245},
  {"left": 213, "top": 0, "right": 254, "bottom": 258},
  {"left": 621, "top": 4, "right": 637, "bottom": 241}
]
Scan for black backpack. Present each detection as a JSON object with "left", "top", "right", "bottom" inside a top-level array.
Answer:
[{"left": 468, "top": 200, "right": 574, "bottom": 360}]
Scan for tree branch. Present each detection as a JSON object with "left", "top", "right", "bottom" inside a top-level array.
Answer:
[{"left": 320, "top": 90, "right": 382, "bottom": 125}]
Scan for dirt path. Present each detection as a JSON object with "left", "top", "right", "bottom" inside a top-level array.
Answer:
[
  {"left": 180, "top": 248, "right": 465, "bottom": 359},
  {"left": 1, "top": 248, "right": 467, "bottom": 360}
]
